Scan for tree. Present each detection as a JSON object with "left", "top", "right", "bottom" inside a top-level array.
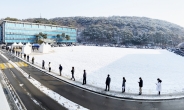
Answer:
[
  {"left": 35, "top": 32, "right": 47, "bottom": 43},
  {"left": 25, "top": 16, "right": 184, "bottom": 45},
  {"left": 38, "top": 32, "right": 47, "bottom": 39},
  {"left": 65, "top": 35, "right": 70, "bottom": 40},
  {"left": 56, "top": 34, "right": 61, "bottom": 39},
  {"left": 56, "top": 34, "right": 61, "bottom": 43},
  {"left": 61, "top": 33, "right": 66, "bottom": 40},
  {"left": 42, "top": 34, "right": 47, "bottom": 39},
  {"left": 34, "top": 20, "right": 41, "bottom": 23},
  {"left": 121, "top": 29, "right": 133, "bottom": 44},
  {"left": 35, "top": 34, "right": 40, "bottom": 43},
  {"left": 5, "top": 17, "right": 19, "bottom": 21},
  {"left": 39, "top": 32, "right": 43, "bottom": 37}
]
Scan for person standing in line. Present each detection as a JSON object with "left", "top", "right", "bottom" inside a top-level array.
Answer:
[
  {"left": 105, "top": 74, "right": 111, "bottom": 91},
  {"left": 71, "top": 67, "right": 75, "bottom": 81},
  {"left": 27, "top": 55, "right": 29, "bottom": 62},
  {"left": 24, "top": 54, "right": 26, "bottom": 60},
  {"left": 83, "top": 70, "right": 86, "bottom": 85},
  {"left": 48, "top": 62, "right": 51, "bottom": 72},
  {"left": 122, "top": 77, "right": 126, "bottom": 93},
  {"left": 28, "top": 73, "right": 31, "bottom": 78},
  {"left": 32, "top": 57, "right": 34, "bottom": 64},
  {"left": 156, "top": 78, "right": 162, "bottom": 95},
  {"left": 138, "top": 77, "right": 143, "bottom": 95},
  {"left": 59, "top": 64, "right": 62, "bottom": 76},
  {"left": 42, "top": 60, "right": 45, "bottom": 69}
]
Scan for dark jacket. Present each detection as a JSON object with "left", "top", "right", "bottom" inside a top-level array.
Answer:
[
  {"left": 122, "top": 79, "right": 126, "bottom": 86},
  {"left": 83, "top": 72, "right": 86, "bottom": 78},
  {"left": 139, "top": 79, "right": 143, "bottom": 87},
  {"left": 71, "top": 69, "right": 74, "bottom": 74},
  {"left": 59, "top": 65, "right": 62, "bottom": 70},
  {"left": 106, "top": 76, "right": 111, "bottom": 85},
  {"left": 32, "top": 57, "right": 34, "bottom": 61},
  {"left": 159, "top": 80, "right": 162, "bottom": 83},
  {"left": 42, "top": 61, "right": 45, "bottom": 66}
]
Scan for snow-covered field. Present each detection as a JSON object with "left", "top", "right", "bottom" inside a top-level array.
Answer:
[{"left": 30, "top": 46, "right": 184, "bottom": 94}]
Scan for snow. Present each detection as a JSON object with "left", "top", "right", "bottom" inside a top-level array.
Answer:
[
  {"left": 29, "top": 46, "right": 184, "bottom": 95},
  {"left": 0, "top": 82, "right": 11, "bottom": 110}
]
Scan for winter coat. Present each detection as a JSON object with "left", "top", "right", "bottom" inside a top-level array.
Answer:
[
  {"left": 71, "top": 69, "right": 74, "bottom": 74},
  {"left": 122, "top": 79, "right": 126, "bottom": 87},
  {"left": 59, "top": 66, "right": 62, "bottom": 70},
  {"left": 42, "top": 61, "right": 45, "bottom": 65},
  {"left": 139, "top": 79, "right": 143, "bottom": 87},
  {"left": 48, "top": 63, "right": 51, "bottom": 68},
  {"left": 106, "top": 77, "right": 111, "bottom": 85},
  {"left": 83, "top": 72, "right": 86, "bottom": 78},
  {"left": 156, "top": 82, "right": 162, "bottom": 91}
]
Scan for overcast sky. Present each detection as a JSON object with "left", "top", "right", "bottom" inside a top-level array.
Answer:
[{"left": 1, "top": 0, "right": 184, "bottom": 27}]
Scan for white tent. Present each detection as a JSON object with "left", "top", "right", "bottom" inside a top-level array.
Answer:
[
  {"left": 39, "top": 43, "right": 50, "bottom": 53},
  {"left": 17, "top": 42, "right": 23, "bottom": 47},
  {"left": 45, "top": 43, "right": 51, "bottom": 51},
  {"left": 11, "top": 42, "right": 17, "bottom": 48},
  {"left": 27, "top": 42, "right": 31, "bottom": 45},
  {"left": 22, "top": 43, "right": 32, "bottom": 54}
]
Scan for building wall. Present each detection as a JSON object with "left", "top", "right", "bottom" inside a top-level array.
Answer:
[{"left": 2, "top": 21, "right": 77, "bottom": 43}]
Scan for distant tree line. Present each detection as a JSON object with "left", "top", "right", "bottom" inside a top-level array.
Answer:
[
  {"left": 5, "top": 17, "right": 19, "bottom": 21},
  {"left": 4, "top": 16, "right": 184, "bottom": 46}
]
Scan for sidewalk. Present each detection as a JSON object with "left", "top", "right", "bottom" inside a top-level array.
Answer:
[
  {"left": 4, "top": 51, "right": 184, "bottom": 101},
  {"left": 0, "top": 83, "right": 11, "bottom": 110}
]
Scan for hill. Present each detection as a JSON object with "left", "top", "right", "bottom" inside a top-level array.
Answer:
[{"left": 21, "top": 16, "right": 184, "bottom": 46}]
